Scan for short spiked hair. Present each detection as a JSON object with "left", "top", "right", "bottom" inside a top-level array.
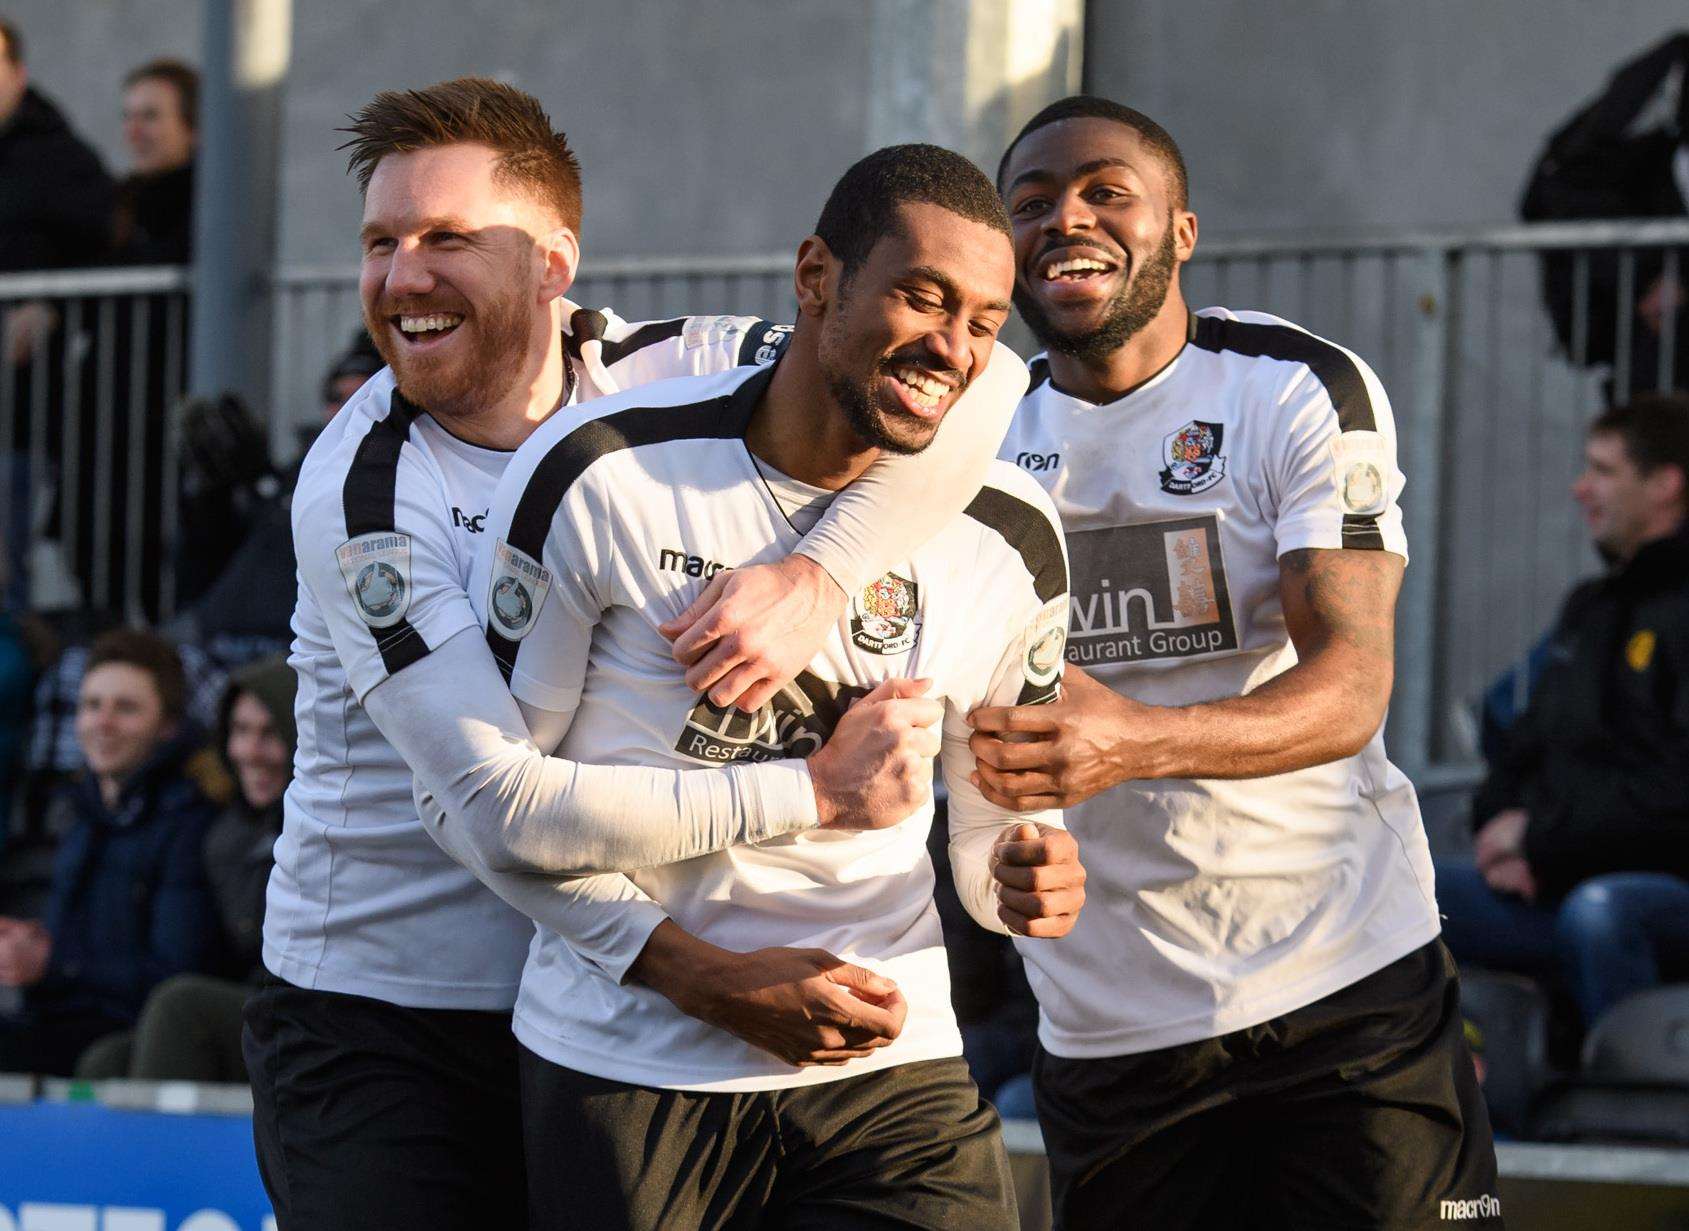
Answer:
[
  {"left": 341, "top": 76, "right": 582, "bottom": 232},
  {"left": 998, "top": 95, "right": 1189, "bottom": 209},
  {"left": 814, "top": 143, "right": 1010, "bottom": 278}
]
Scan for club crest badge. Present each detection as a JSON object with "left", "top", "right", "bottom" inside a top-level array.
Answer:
[
  {"left": 336, "top": 533, "right": 412, "bottom": 630},
  {"left": 487, "top": 539, "right": 553, "bottom": 642},
  {"left": 1159, "top": 420, "right": 1227, "bottom": 495},
  {"left": 850, "top": 572, "right": 921, "bottom": 655}
]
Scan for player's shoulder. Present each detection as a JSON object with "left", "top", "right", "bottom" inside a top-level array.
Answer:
[
  {"left": 952, "top": 460, "right": 1068, "bottom": 604},
  {"left": 568, "top": 305, "right": 791, "bottom": 375},
  {"left": 1189, "top": 306, "right": 1387, "bottom": 430},
  {"left": 293, "top": 368, "right": 434, "bottom": 532},
  {"left": 502, "top": 363, "right": 766, "bottom": 509}
]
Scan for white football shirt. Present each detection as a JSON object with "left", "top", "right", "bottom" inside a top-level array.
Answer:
[
  {"left": 478, "top": 362, "right": 1070, "bottom": 1090},
  {"left": 267, "top": 307, "right": 799, "bottom": 1008},
  {"left": 998, "top": 307, "right": 1440, "bottom": 1057}
]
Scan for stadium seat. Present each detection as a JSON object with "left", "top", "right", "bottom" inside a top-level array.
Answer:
[
  {"left": 1527, "top": 986, "right": 1689, "bottom": 1145},
  {"left": 1458, "top": 968, "right": 1553, "bottom": 1136}
]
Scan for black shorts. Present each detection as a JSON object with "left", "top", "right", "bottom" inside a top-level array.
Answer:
[
  {"left": 1034, "top": 941, "right": 1503, "bottom": 1231},
  {"left": 520, "top": 1049, "right": 1016, "bottom": 1230},
  {"left": 242, "top": 975, "right": 524, "bottom": 1231}
]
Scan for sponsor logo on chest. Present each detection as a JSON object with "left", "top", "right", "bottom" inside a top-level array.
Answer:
[
  {"left": 674, "top": 672, "right": 870, "bottom": 763},
  {"left": 1064, "top": 515, "right": 1239, "bottom": 664}
]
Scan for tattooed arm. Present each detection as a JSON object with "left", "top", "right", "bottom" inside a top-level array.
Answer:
[{"left": 968, "top": 548, "right": 1404, "bottom": 808}]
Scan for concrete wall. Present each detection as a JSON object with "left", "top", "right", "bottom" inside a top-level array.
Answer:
[
  {"left": 10, "top": 0, "right": 874, "bottom": 265},
  {"left": 1085, "top": 0, "right": 1687, "bottom": 232}
]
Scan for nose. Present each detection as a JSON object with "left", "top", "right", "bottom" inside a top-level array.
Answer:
[
  {"left": 923, "top": 315, "right": 972, "bottom": 378},
  {"left": 1571, "top": 472, "right": 1592, "bottom": 503},
  {"left": 385, "top": 240, "right": 435, "bottom": 298},
  {"left": 1044, "top": 188, "right": 1096, "bottom": 237}
]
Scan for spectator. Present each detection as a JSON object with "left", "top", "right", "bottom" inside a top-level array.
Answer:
[
  {"left": 172, "top": 335, "right": 382, "bottom": 657},
  {"left": 78, "top": 657, "right": 294, "bottom": 1082},
  {"left": 0, "top": 15, "right": 115, "bottom": 607},
  {"left": 112, "top": 58, "right": 198, "bottom": 264},
  {"left": 0, "top": 628, "right": 220, "bottom": 1076},
  {"left": 59, "top": 58, "right": 202, "bottom": 619},
  {"left": 1522, "top": 32, "right": 1689, "bottom": 399},
  {"left": 1438, "top": 394, "right": 1689, "bottom": 1028},
  {"left": 319, "top": 329, "right": 383, "bottom": 427}
]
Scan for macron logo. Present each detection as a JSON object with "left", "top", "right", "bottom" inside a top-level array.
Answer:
[
  {"left": 1440, "top": 1195, "right": 1501, "bottom": 1221},
  {"left": 659, "top": 547, "right": 731, "bottom": 579}
]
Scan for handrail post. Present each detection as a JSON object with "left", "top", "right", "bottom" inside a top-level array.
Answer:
[{"left": 1392, "top": 246, "right": 1456, "bottom": 776}]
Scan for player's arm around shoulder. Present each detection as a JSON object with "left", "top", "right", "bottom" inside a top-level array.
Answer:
[
  {"left": 945, "top": 467, "right": 1085, "bottom": 939},
  {"left": 661, "top": 340, "right": 1031, "bottom": 716}
]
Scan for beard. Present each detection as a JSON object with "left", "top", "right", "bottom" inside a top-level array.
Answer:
[
  {"left": 364, "top": 280, "right": 531, "bottom": 422},
  {"left": 820, "top": 346, "right": 960, "bottom": 457},
  {"left": 1015, "top": 218, "right": 1179, "bottom": 362}
]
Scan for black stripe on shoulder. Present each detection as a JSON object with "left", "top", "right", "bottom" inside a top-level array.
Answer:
[
  {"left": 963, "top": 486, "right": 1066, "bottom": 604},
  {"left": 1027, "top": 356, "right": 1051, "bottom": 391},
  {"left": 1190, "top": 316, "right": 1377, "bottom": 434},
  {"left": 734, "top": 319, "right": 792, "bottom": 366},
  {"left": 597, "top": 318, "right": 686, "bottom": 369},
  {"left": 341, "top": 394, "right": 429, "bottom": 674},
  {"left": 487, "top": 367, "right": 773, "bottom": 676}
]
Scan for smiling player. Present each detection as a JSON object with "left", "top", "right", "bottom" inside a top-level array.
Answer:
[{"left": 973, "top": 96, "right": 1503, "bottom": 1230}]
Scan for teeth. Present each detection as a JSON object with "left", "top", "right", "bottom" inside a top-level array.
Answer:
[
  {"left": 1042, "top": 257, "right": 1115, "bottom": 281},
  {"left": 891, "top": 367, "right": 949, "bottom": 407},
  {"left": 398, "top": 313, "right": 463, "bottom": 334}
]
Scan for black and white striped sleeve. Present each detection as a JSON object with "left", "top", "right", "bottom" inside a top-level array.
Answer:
[{"left": 292, "top": 407, "right": 479, "bottom": 702}]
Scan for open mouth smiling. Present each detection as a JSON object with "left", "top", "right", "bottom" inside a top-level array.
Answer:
[{"left": 392, "top": 312, "right": 465, "bottom": 345}]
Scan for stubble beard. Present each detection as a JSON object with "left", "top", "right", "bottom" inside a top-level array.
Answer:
[
  {"left": 1016, "top": 220, "right": 1179, "bottom": 363},
  {"left": 366, "top": 283, "right": 532, "bottom": 423}
]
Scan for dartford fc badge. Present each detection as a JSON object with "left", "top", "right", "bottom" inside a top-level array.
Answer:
[
  {"left": 850, "top": 572, "right": 921, "bottom": 655},
  {"left": 1159, "top": 420, "right": 1227, "bottom": 495}
]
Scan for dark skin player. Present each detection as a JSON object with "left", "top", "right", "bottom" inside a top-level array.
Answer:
[{"left": 969, "top": 115, "right": 1405, "bottom": 806}]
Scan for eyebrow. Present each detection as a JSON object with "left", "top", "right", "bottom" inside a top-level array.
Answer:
[
  {"left": 359, "top": 216, "right": 475, "bottom": 243},
  {"left": 906, "top": 265, "right": 1012, "bottom": 315},
  {"left": 1006, "top": 156, "right": 1137, "bottom": 194}
]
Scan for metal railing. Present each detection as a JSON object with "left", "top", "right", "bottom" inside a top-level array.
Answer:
[
  {"left": 0, "top": 266, "right": 191, "bottom": 622},
  {"left": 4, "top": 220, "right": 1686, "bottom": 772}
]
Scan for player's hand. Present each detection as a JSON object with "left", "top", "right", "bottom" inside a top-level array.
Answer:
[
  {"left": 991, "top": 823, "right": 1086, "bottom": 937},
  {"left": 659, "top": 554, "right": 847, "bottom": 713},
  {"left": 810, "top": 678, "right": 943, "bottom": 829},
  {"left": 638, "top": 929, "right": 907, "bottom": 1067},
  {"left": 968, "top": 667, "right": 1151, "bottom": 810}
]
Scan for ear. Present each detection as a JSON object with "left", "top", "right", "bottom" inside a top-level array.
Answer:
[
  {"left": 793, "top": 235, "right": 837, "bottom": 319},
  {"left": 537, "top": 226, "right": 580, "bottom": 304},
  {"left": 1173, "top": 208, "right": 1198, "bottom": 263},
  {"left": 1650, "top": 462, "right": 1687, "bottom": 511}
]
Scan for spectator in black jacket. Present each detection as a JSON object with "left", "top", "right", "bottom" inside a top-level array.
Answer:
[
  {"left": 1521, "top": 32, "right": 1689, "bottom": 400},
  {"left": 1438, "top": 395, "right": 1689, "bottom": 1028},
  {"left": 77, "top": 657, "right": 294, "bottom": 1081},
  {"left": 0, "top": 16, "right": 115, "bottom": 606},
  {"left": 0, "top": 628, "right": 220, "bottom": 1075},
  {"left": 112, "top": 58, "right": 197, "bottom": 265}
]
